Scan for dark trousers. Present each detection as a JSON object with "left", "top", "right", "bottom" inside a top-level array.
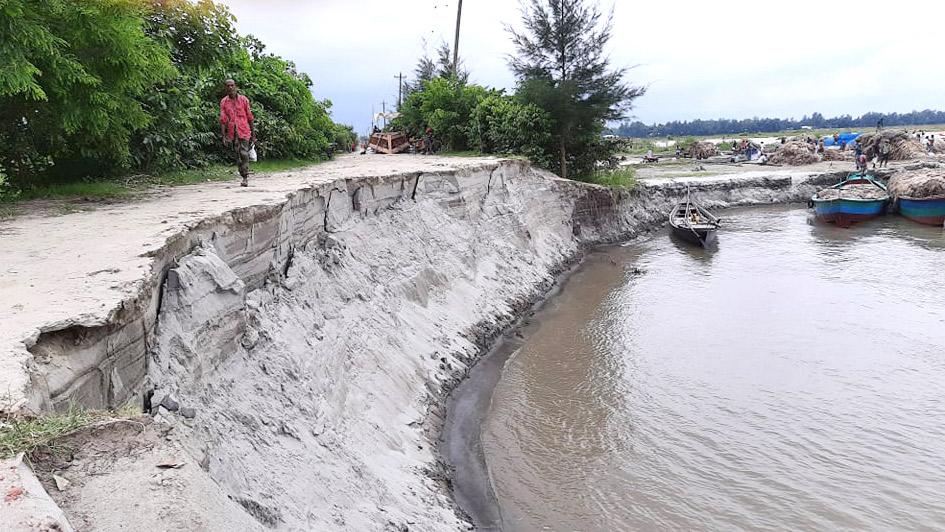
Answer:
[{"left": 232, "top": 138, "right": 251, "bottom": 178}]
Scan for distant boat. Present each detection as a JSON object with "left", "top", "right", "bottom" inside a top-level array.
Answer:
[
  {"left": 810, "top": 173, "right": 889, "bottom": 228},
  {"left": 669, "top": 193, "right": 721, "bottom": 247},
  {"left": 898, "top": 195, "right": 945, "bottom": 226}
]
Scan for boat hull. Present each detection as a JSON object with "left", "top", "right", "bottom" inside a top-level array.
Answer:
[
  {"left": 671, "top": 225, "right": 717, "bottom": 247},
  {"left": 812, "top": 198, "right": 887, "bottom": 227},
  {"left": 898, "top": 196, "right": 945, "bottom": 226}
]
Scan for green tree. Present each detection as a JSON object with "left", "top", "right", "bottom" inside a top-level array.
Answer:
[
  {"left": 395, "top": 77, "right": 490, "bottom": 151},
  {"left": 508, "top": 0, "right": 645, "bottom": 179},
  {"left": 133, "top": 0, "right": 240, "bottom": 170},
  {"left": 404, "top": 41, "right": 469, "bottom": 97},
  {"left": 0, "top": 0, "right": 174, "bottom": 182},
  {"left": 470, "top": 94, "right": 553, "bottom": 166},
  {"left": 238, "top": 37, "right": 334, "bottom": 159}
]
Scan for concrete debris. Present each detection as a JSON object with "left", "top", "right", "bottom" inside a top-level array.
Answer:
[
  {"left": 0, "top": 453, "right": 74, "bottom": 532},
  {"left": 179, "top": 406, "right": 197, "bottom": 419},
  {"left": 52, "top": 475, "right": 70, "bottom": 492}
]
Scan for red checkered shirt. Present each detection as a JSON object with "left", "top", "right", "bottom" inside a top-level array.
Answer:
[{"left": 220, "top": 94, "right": 254, "bottom": 141}]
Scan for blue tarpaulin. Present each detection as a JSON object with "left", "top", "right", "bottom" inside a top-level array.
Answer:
[{"left": 822, "top": 132, "right": 861, "bottom": 146}]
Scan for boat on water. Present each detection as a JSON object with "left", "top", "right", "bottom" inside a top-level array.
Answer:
[
  {"left": 897, "top": 195, "right": 945, "bottom": 226},
  {"left": 810, "top": 173, "right": 889, "bottom": 227},
  {"left": 669, "top": 196, "right": 721, "bottom": 247}
]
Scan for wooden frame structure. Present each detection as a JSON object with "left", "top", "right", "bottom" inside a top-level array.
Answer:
[{"left": 368, "top": 132, "right": 410, "bottom": 154}]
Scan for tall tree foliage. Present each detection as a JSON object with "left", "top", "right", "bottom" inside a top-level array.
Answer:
[
  {"left": 508, "top": 0, "right": 644, "bottom": 179},
  {"left": 0, "top": 0, "right": 173, "bottom": 181},
  {"left": 0, "top": 0, "right": 346, "bottom": 184},
  {"left": 403, "top": 41, "right": 468, "bottom": 97},
  {"left": 616, "top": 109, "right": 945, "bottom": 138},
  {"left": 134, "top": 0, "right": 240, "bottom": 170}
]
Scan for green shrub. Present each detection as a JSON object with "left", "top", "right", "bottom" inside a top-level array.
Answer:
[
  {"left": 470, "top": 94, "right": 554, "bottom": 167},
  {"left": 394, "top": 77, "right": 492, "bottom": 151},
  {"left": 0, "top": 0, "right": 349, "bottom": 184}
]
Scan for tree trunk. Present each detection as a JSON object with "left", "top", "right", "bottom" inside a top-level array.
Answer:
[{"left": 559, "top": 140, "right": 567, "bottom": 180}]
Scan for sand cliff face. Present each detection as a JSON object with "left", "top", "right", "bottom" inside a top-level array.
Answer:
[{"left": 4, "top": 159, "right": 840, "bottom": 530}]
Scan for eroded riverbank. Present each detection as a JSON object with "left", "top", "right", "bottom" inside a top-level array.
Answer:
[{"left": 1, "top": 156, "right": 850, "bottom": 530}]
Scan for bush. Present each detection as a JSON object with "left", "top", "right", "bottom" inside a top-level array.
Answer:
[
  {"left": 581, "top": 166, "right": 636, "bottom": 188},
  {"left": 0, "top": 0, "right": 174, "bottom": 183},
  {"left": 0, "top": 0, "right": 350, "bottom": 184},
  {"left": 470, "top": 94, "right": 554, "bottom": 167},
  {"left": 395, "top": 77, "right": 492, "bottom": 151}
]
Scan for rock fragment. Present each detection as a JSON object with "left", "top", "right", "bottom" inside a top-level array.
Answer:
[
  {"left": 160, "top": 394, "right": 180, "bottom": 412},
  {"left": 53, "top": 475, "right": 71, "bottom": 491}
]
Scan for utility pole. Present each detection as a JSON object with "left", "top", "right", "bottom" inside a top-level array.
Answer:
[
  {"left": 394, "top": 72, "right": 404, "bottom": 109},
  {"left": 381, "top": 101, "right": 387, "bottom": 128},
  {"left": 452, "top": 0, "right": 463, "bottom": 77}
]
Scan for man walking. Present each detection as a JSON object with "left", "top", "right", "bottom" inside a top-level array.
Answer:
[{"left": 220, "top": 79, "right": 255, "bottom": 186}]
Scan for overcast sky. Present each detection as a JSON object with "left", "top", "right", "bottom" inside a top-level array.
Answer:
[{"left": 220, "top": 0, "right": 944, "bottom": 134}]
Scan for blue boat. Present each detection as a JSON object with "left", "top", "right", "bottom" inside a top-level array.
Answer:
[
  {"left": 898, "top": 195, "right": 945, "bottom": 226},
  {"left": 810, "top": 173, "right": 889, "bottom": 227}
]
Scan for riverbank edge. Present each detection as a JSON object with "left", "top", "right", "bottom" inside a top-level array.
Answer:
[
  {"left": 437, "top": 171, "right": 850, "bottom": 530},
  {"left": 0, "top": 158, "right": 847, "bottom": 530}
]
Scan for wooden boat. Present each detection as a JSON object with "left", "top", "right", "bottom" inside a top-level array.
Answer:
[
  {"left": 897, "top": 195, "right": 945, "bottom": 226},
  {"left": 810, "top": 173, "right": 889, "bottom": 228},
  {"left": 368, "top": 131, "right": 409, "bottom": 154},
  {"left": 669, "top": 195, "right": 721, "bottom": 247}
]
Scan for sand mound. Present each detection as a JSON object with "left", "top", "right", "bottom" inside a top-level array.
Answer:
[
  {"left": 857, "top": 131, "right": 927, "bottom": 160},
  {"left": 823, "top": 149, "right": 854, "bottom": 161},
  {"left": 689, "top": 141, "right": 718, "bottom": 159},
  {"left": 769, "top": 141, "right": 819, "bottom": 165},
  {"left": 887, "top": 169, "right": 945, "bottom": 198},
  {"left": 816, "top": 183, "right": 889, "bottom": 201}
]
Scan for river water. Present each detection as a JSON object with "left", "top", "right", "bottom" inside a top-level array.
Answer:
[{"left": 481, "top": 205, "right": 945, "bottom": 531}]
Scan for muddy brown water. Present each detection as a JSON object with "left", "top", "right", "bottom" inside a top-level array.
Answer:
[{"left": 479, "top": 205, "right": 945, "bottom": 531}]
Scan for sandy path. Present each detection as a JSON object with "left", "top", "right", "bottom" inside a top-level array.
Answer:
[{"left": 0, "top": 154, "right": 503, "bottom": 411}]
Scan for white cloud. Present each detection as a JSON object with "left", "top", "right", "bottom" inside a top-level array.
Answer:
[{"left": 219, "top": 0, "right": 945, "bottom": 131}]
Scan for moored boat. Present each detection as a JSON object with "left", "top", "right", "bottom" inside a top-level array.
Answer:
[
  {"left": 669, "top": 196, "right": 721, "bottom": 247},
  {"left": 810, "top": 173, "right": 889, "bottom": 228},
  {"left": 897, "top": 195, "right": 945, "bottom": 226}
]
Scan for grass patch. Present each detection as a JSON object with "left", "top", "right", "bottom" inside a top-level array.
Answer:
[
  {"left": 8, "top": 181, "right": 131, "bottom": 203},
  {"left": 0, "top": 405, "right": 138, "bottom": 459},
  {"left": 582, "top": 167, "right": 637, "bottom": 188},
  {"left": 440, "top": 150, "right": 484, "bottom": 158},
  {"left": 152, "top": 165, "right": 234, "bottom": 186},
  {"left": 0, "top": 158, "right": 324, "bottom": 209}
]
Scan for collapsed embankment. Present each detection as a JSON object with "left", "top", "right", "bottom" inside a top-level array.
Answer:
[{"left": 0, "top": 158, "right": 840, "bottom": 530}]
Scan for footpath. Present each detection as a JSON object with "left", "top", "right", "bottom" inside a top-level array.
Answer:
[{"left": 0, "top": 155, "right": 502, "bottom": 412}]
